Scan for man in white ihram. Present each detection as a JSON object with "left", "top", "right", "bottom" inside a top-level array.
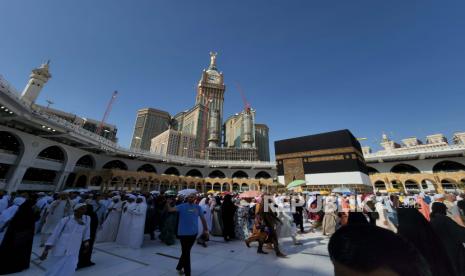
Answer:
[
  {"left": 96, "top": 195, "right": 123, "bottom": 242},
  {"left": 127, "top": 195, "right": 147, "bottom": 248},
  {"left": 40, "top": 203, "right": 90, "bottom": 276}
]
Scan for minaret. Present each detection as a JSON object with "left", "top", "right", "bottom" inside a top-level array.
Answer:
[
  {"left": 21, "top": 61, "right": 52, "bottom": 105},
  {"left": 241, "top": 109, "right": 254, "bottom": 148},
  {"left": 208, "top": 109, "right": 220, "bottom": 147}
]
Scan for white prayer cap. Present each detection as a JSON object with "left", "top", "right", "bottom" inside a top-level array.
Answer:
[
  {"left": 74, "top": 203, "right": 87, "bottom": 210},
  {"left": 127, "top": 194, "right": 137, "bottom": 199},
  {"left": 112, "top": 195, "right": 121, "bottom": 200},
  {"left": 434, "top": 194, "right": 445, "bottom": 200},
  {"left": 37, "top": 192, "right": 46, "bottom": 196}
]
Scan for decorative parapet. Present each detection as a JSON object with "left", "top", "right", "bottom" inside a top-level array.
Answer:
[{"left": 0, "top": 77, "right": 276, "bottom": 168}]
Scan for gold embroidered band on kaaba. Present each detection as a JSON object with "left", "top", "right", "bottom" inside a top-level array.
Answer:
[{"left": 275, "top": 146, "right": 364, "bottom": 160}]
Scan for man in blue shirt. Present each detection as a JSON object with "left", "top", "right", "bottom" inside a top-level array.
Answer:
[{"left": 167, "top": 194, "right": 208, "bottom": 276}]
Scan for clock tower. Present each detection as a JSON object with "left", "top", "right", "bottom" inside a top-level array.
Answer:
[{"left": 196, "top": 52, "right": 226, "bottom": 135}]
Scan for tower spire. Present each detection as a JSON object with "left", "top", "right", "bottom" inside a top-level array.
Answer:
[{"left": 209, "top": 51, "right": 217, "bottom": 70}]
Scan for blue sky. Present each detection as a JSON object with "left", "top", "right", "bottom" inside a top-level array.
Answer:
[{"left": 1, "top": 0, "right": 465, "bottom": 157}]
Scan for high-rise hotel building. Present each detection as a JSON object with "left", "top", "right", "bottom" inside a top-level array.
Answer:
[{"left": 130, "top": 108, "right": 170, "bottom": 151}]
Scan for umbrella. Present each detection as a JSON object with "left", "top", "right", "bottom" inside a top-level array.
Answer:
[
  {"left": 319, "top": 190, "right": 330, "bottom": 195},
  {"left": 164, "top": 190, "right": 177, "bottom": 196},
  {"left": 239, "top": 190, "right": 262, "bottom": 198},
  {"left": 287, "top": 179, "right": 307, "bottom": 190},
  {"left": 207, "top": 190, "right": 217, "bottom": 194},
  {"left": 178, "top": 189, "right": 198, "bottom": 197},
  {"left": 332, "top": 187, "right": 354, "bottom": 194},
  {"left": 150, "top": 190, "right": 160, "bottom": 195}
]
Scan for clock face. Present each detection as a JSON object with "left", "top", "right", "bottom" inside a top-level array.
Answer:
[{"left": 208, "top": 75, "right": 220, "bottom": 84}]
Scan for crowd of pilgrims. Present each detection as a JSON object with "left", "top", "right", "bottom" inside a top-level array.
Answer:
[{"left": 0, "top": 189, "right": 464, "bottom": 275}]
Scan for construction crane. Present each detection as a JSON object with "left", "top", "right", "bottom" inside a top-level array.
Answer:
[
  {"left": 235, "top": 82, "right": 251, "bottom": 113},
  {"left": 96, "top": 91, "right": 118, "bottom": 135}
]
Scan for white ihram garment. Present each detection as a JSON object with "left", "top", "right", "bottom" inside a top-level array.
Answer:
[
  {"left": 44, "top": 215, "right": 90, "bottom": 276},
  {"left": 96, "top": 201, "right": 122, "bottom": 242},
  {"left": 127, "top": 200, "right": 147, "bottom": 249},
  {"left": 116, "top": 201, "right": 134, "bottom": 246}
]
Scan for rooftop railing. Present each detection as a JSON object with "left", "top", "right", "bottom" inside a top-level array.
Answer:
[{"left": 0, "top": 77, "right": 276, "bottom": 168}]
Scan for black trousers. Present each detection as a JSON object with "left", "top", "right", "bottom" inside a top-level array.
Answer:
[
  {"left": 293, "top": 212, "right": 304, "bottom": 232},
  {"left": 176, "top": 235, "right": 197, "bottom": 276}
]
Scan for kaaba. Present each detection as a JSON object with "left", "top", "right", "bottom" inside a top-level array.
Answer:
[{"left": 274, "top": 129, "right": 372, "bottom": 192}]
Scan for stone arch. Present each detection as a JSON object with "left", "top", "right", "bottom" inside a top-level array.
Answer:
[
  {"left": 241, "top": 183, "right": 249, "bottom": 191},
  {"left": 420, "top": 179, "right": 436, "bottom": 191},
  {"left": 170, "top": 181, "right": 179, "bottom": 190},
  {"left": 404, "top": 179, "right": 420, "bottom": 191},
  {"left": 255, "top": 171, "right": 271, "bottom": 179},
  {"left": 232, "top": 183, "right": 240, "bottom": 192},
  {"left": 209, "top": 170, "right": 226, "bottom": 178},
  {"left": 186, "top": 169, "right": 203, "bottom": 178},
  {"left": 440, "top": 179, "right": 457, "bottom": 191},
  {"left": 103, "top": 160, "right": 128, "bottom": 170},
  {"left": 213, "top": 183, "right": 221, "bottom": 191},
  {"left": 164, "top": 167, "right": 180, "bottom": 176},
  {"left": 232, "top": 170, "right": 248, "bottom": 179},
  {"left": 390, "top": 163, "right": 420, "bottom": 174},
  {"left": 90, "top": 176, "right": 103, "bottom": 186},
  {"left": 223, "top": 183, "right": 230, "bottom": 191},
  {"left": 195, "top": 182, "right": 202, "bottom": 192},
  {"left": 110, "top": 176, "right": 123, "bottom": 189},
  {"left": 433, "top": 160, "right": 465, "bottom": 173},
  {"left": 137, "top": 178, "right": 148, "bottom": 191},
  {"left": 390, "top": 180, "right": 402, "bottom": 190},
  {"left": 181, "top": 181, "right": 188, "bottom": 190},
  {"left": 75, "top": 154, "right": 95, "bottom": 169},
  {"left": 188, "top": 182, "right": 195, "bottom": 189},
  {"left": 137, "top": 164, "right": 157, "bottom": 173},
  {"left": 160, "top": 180, "right": 169, "bottom": 191},
  {"left": 366, "top": 166, "right": 379, "bottom": 175},
  {"left": 0, "top": 131, "right": 23, "bottom": 155},
  {"left": 22, "top": 168, "right": 57, "bottom": 184},
  {"left": 75, "top": 175, "right": 87, "bottom": 188},
  {"left": 37, "top": 145, "right": 66, "bottom": 163},
  {"left": 205, "top": 182, "right": 213, "bottom": 191},
  {"left": 125, "top": 177, "right": 136, "bottom": 190},
  {"left": 459, "top": 178, "right": 465, "bottom": 189},
  {"left": 374, "top": 180, "right": 386, "bottom": 190}
]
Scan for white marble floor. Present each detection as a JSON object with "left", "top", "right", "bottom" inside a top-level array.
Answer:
[{"left": 15, "top": 229, "right": 333, "bottom": 276}]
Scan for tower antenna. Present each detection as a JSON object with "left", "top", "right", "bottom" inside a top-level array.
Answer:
[{"left": 45, "top": 99, "right": 54, "bottom": 108}]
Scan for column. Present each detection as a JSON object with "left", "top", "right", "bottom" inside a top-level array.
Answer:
[
  {"left": 55, "top": 171, "right": 71, "bottom": 192},
  {"left": 5, "top": 164, "right": 29, "bottom": 193}
]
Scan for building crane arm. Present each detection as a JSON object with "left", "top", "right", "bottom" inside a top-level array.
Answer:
[
  {"left": 96, "top": 90, "right": 118, "bottom": 135},
  {"left": 235, "top": 82, "right": 251, "bottom": 113}
]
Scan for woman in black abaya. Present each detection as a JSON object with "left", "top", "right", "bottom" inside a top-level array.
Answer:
[{"left": 0, "top": 197, "right": 36, "bottom": 275}]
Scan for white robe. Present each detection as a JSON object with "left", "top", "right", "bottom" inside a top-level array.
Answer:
[
  {"left": 41, "top": 200, "right": 73, "bottom": 235},
  {"left": 0, "top": 196, "right": 9, "bottom": 214},
  {"left": 96, "top": 201, "right": 122, "bottom": 243},
  {"left": 198, "top": 203, "right": 212, "bottom": 236},
  {"left": 375, "top": 201, "right": 397, "bottom": 233},
  {"left": 45, "top": 215, "right": 90, "bottom": 276},
  {"left": 277, "top": 204, "right": 297, "bottom": 238},
  {"left": 127, "top": 202, "right": 147, "bottom": 249},
  {"left": 116, "top": 201, "right": 133, "bottom": 246}
]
